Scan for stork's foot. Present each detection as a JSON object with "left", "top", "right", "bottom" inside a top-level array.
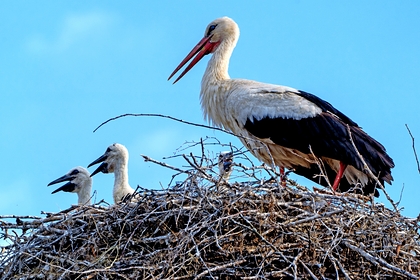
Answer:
[
  {"left": 280, "top": 177, "right": 287, "bottom": 187},
  {"left": 280, "top": 169, "right": 293, "bottom": 187}
]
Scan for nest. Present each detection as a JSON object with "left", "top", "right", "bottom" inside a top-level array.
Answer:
[{"left": 1, "top": 138, "right": 419, "bottom": 279}]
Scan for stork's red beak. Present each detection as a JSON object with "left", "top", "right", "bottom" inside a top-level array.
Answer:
[{"left": 168, "top": 35, "right": 216, "bottom": 84}]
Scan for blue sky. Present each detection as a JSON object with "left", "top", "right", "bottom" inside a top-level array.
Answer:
[{"left": 0, "top": 1, "right": 419, "bottom": 218}]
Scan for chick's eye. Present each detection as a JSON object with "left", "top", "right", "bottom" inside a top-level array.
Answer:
[
  {"left": 207, "top": 24, "right": 217, "bottom": 37},
  {"left": 70, "top": 169, "right": 80, "bottom": 175}
]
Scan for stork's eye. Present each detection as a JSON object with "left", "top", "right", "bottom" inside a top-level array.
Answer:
[
  {"left": 207, "top": 24, "right": 217, "bottom": 37},
  {"left": 70, "top": 169, "right": 80, "bottom": 175},
  {"left": 106, "top": 147, "right": 111, "bottom": 153}
]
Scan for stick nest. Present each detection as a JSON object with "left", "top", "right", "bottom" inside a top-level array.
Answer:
[{"left": 1, "top": 139, "right": 419, "bottom": 279}]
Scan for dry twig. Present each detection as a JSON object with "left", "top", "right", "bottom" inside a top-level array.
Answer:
[
  {"left": 1, "top": 140, "right": 418, "bottom": 279},
  {"left": 406, "top": 124, "right": 420, "bottom": 174}
]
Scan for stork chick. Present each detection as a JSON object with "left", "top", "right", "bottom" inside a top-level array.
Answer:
[
  {"left": 47, "top": 166, "right": 92, "bottom": 205},
  {"left": 168, "top": 17, "right": 394, "bottom": 197},
  {"left": 88, "top": 143, "right": 135, "bottom": 204},
  {"left": 218, "top": 151, "right": 234, "bottom": 181}
]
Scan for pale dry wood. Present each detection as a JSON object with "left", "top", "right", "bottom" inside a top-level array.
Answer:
[{"left": 0, "top": 139, "right": 418, "bottom": 279}]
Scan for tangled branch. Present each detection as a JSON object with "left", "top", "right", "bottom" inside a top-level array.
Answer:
[{"left": 1, "top": 140, "right": 418, "bottom": 279}]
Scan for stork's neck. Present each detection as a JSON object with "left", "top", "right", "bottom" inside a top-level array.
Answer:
[
  {"left": 77, "top": 180, "right": 92, "bottom": 205},
  {"left": 113, "top": 160, "right": 130, "bottom": 191},
  {"left": 200, "top": 39, "right": 236, "bottom": 126},
  {"left": 113, "top": 159, "right": 134, "bottom": 202},
  {"left": 203, "top": 39, "right": 235, "bottom": 83}
]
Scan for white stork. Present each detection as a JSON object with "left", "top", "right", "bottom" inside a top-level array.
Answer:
[
  {"left": 88, "top": 143, "right": 136, "bottom": 203},
  {"left": 218, "top": 151, "right": 234, "bottom": 181},
  {"left": 168, "top": 17, "right": 394, "bottom": 196},
  {"left": 47, "top": 166, "right": 92, "bottom": 205}
]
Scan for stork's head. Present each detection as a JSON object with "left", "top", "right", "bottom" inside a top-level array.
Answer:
[
  {"left": 168, "top": 16, "right": 239, "bottom": 83},
  {"left": 88, "top": 143, "right": 129, "bottom": 177},
  {"left": 48, "top": 166, "right": 91, "bottom": 195},
  {"left": 218, "top": 151, "right": 234, "bottom": 180}
]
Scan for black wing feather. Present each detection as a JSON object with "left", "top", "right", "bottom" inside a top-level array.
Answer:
[
  {"left": 244, "top": 91, "right": 394, "bottom": 186},
  {"left": 295, "top": 90, "right": 358, "bottom": 126}
]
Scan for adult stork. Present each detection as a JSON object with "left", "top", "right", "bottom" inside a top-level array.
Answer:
[
  {"left": 47, "top": 166, "right": 92, "bottom": 205},
  {"left": 168, "top": 17, "right": 394, "bottom": 196},
  {"left": 88, "top": 143, "right": 136, "bottom": 203}
]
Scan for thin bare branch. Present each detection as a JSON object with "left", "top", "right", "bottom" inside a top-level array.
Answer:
[
  {"left": 1, "top": 139, "right": 418, "bottom": 279},
  {"left": 93, "top": 113, "right": 237, "bottom": 136},
  {"left": 344, "top": 241, "right": 419, "bottom": 279},
  {"left": 405, "top": 124, "right": 420, "bottom": 174}
]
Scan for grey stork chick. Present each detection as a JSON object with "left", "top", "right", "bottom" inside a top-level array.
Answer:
[
  {"left": 88, "top": 143, "right": 136, "bottom": 204},
  {"left": 218, "top": 151, "right": 234, "bottom": 181},
  {"left": 47, "top": 166, "right": 92, "bottom": 205},
  {"left": 168, "top": 17, "right": 394, "bottom": 197}
]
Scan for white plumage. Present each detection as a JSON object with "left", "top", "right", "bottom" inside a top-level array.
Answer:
[
  {"left": 169, "top": 17, "right": 394, "bottom": 196},
  {"left": 88, "top": 143, "right": 136, "bottom": 203},
  {"left": 47, "top": 166, "right": 92, "bottom": 205}
]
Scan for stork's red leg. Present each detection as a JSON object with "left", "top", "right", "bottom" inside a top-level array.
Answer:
[
  {"left": 280, "top": 166, "right": 286, "bottom": 187},
  {"left": 332, "top": 162, "right": 347, "bottom": 191}
]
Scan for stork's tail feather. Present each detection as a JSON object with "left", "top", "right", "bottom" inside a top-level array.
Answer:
[{"left": 350, "top": 126, "right": 394, "bottom": 185}]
